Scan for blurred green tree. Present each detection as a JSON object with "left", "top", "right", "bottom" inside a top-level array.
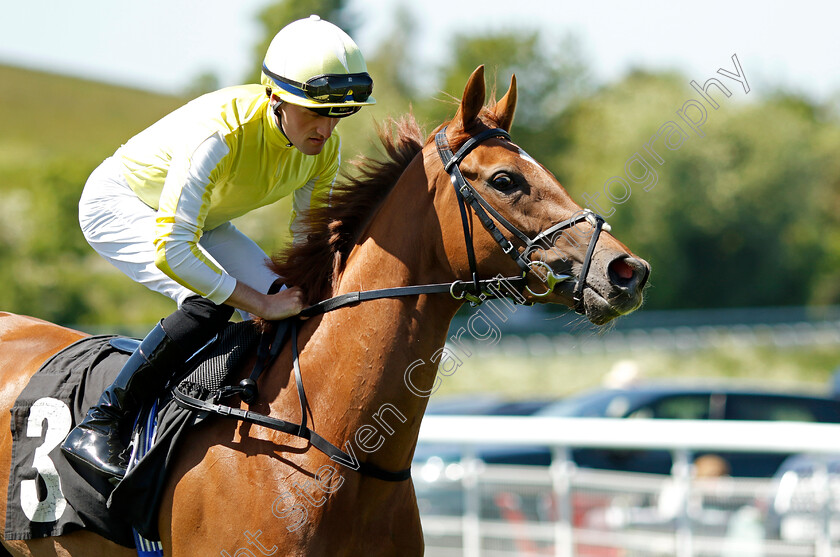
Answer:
[
  {"left": 420, "top": 29, "right": 591, "bottom": 149},
  {"left": 553, "top": 72, "right": 840, "bottom": 308},
  {"left": 184, "top": 70, "right": 221, "bottom": 97},
  {"left": 0, "top": 66, "right": 184, "bottom": 329}
]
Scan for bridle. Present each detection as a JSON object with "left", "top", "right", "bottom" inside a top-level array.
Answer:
[
  {"left": 434, "top": 126, "right": 610, "bottom": 314},
  {"left": 174, "top": 124, "right": 613, "bottom": 483},
  {"left": 288, "top": 125, "right": 612, "bottom": 317}
]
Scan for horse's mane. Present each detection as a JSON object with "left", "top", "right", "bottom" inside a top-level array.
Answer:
[
  {"left": 269, "top": 114, "right": 424, "bottom": 304},
  {"left": 271, "top": 106, "right": 504, "bottom": 305}
]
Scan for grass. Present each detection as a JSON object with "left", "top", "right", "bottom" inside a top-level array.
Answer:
[
  {"left": 0, "top": 64, "right": 185, "bottom": 164},
  {"left": 432, "top": 342, "right": 840, "bottom": 399}
]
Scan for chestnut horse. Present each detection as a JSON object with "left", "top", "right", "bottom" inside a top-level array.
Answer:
[{"left": 0, "top": 66, "right": 649, "bottom": 556}]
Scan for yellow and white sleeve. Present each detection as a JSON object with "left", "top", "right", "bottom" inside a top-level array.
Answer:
[{"left": 153, "top": 132, "right": 237, "bottom": 304}]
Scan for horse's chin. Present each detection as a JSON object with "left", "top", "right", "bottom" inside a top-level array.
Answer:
[
  {"left": 582, "top": 288, "right": 623, "bottom": 326},
  {"left": 526, "top": 289, "right": 620, "bottom": 326}
]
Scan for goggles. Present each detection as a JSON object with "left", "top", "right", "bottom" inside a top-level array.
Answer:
[
  {"left": 307, "top": 104, "right": 362, "bottom": 118},
  {"left": 263, "top": 65, "right": 373, "bottom": 104}
]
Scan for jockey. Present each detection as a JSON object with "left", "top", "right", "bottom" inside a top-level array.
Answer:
[{"left": 61, "top": 15, "right": 375, "bottom": 479}]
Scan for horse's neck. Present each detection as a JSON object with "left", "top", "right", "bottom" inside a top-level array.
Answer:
[{"left": 271, "top": 170, "right": 459, "bottom": 471}]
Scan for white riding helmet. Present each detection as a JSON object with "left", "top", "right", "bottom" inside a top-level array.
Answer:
[{"left": 261, "top": 15, "right": 375, "bottom": 118}]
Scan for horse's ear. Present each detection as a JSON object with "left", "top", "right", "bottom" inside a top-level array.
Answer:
[
  {"left": 495, "top": 73, "right": 517, "bottom": 132},
  {"left": 453, "top": 66, "right": 486, "bottom": 131}
]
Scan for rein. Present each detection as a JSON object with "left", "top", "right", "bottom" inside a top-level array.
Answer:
[{"left": 173, "top": 126, "right": 611, "bottom": 482}]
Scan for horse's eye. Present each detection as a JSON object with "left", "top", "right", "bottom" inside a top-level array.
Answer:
[{"left": 490, "top": 172, "right": 515, "bottom": 191}]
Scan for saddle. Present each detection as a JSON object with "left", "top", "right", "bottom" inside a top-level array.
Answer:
[
  {"left": 4, "top": 321, "right": 262, "bottom": 548},
  {"left": 6, "top": 313, "right": 411, "bottom": 551}
]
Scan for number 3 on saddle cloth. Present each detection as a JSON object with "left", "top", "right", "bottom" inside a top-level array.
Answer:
[{"left": 4, "top": 321, "right": 261, "bottom": 556}]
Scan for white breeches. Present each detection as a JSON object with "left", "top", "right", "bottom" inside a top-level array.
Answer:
[{"left": 79, "top": 157, "right": 279, "bottom": 309}]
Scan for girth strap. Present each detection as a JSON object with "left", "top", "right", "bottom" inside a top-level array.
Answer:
[
  {"left": 173, "top": 320, "right": 412, "bottom": 482},
  {"left": 173, "top": 388, "right": 411, "bottom": 482}
]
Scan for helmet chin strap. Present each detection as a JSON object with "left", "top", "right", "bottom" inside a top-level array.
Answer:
[{"left": 270, "top": 98, "right": 294, "bottom": 148}]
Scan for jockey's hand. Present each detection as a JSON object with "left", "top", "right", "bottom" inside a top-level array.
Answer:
[
  {"left": 225, "top": 281, "right": 306, "bottom": 321},
  {"left": 264, "top": 286, "right": 306, "bottom": 321}
]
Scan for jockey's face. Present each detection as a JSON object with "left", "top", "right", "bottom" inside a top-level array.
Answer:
[{"left": 278, "top": 102, "right": 339, "bottom": 156}]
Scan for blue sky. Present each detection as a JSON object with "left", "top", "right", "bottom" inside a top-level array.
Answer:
[{"left": 1, "top": 0, "right": 838, "bottom": 102}]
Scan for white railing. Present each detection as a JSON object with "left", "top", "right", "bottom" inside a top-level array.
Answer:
[{"left": 416, "top": 417, "right": 840, "bottom": 557}]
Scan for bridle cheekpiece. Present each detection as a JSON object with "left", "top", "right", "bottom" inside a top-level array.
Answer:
[{"left": 434, "top": 126, "right": 610, "bottom": 314}]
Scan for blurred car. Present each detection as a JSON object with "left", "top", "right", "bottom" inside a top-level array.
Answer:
[
  {"left": 419, "top": 384, "right": 840, "bottom": 478},
  {"left": 765, "top": 453, "right": 840, "bottom": 542}
]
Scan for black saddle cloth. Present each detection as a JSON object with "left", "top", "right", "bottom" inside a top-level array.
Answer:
[{"left": 4, "top": 321, "right": 260, "bottom": 546}]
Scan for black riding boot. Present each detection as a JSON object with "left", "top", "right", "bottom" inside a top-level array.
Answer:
[{"left": 61, "top": 322, "right": 183, "bottom": 479}]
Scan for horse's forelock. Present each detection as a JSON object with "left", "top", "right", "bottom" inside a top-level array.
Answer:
[{"left": 429, "top": 105, "right": 506, "bottom": 150}]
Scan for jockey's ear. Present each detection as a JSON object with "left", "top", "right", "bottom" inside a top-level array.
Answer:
[
  {"left": 494, "top": 73, "right": 517, "bottom": 132},
  {"left": 452, "top": 65, "right": 486, "bottom": 132}
]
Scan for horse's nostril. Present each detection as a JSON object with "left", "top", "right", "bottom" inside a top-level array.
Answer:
[
  {"left": 610, "top": 258, "right": 635, "bottom": 282},
  {"left": 608, "top": 256, "right": 651, "bottom": 291}
]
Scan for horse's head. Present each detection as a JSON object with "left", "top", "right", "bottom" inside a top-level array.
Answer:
[{"left": 431, "top": 66, "right": 650, "bottom": 325}]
